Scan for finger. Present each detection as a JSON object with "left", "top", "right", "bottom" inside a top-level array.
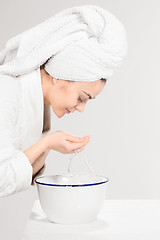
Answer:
[
  {"left": 76, "top": 139, "right": 90, "bottom": 153},
  {"left": 76, "top": 145, "right": 86, "bottom": 153},
  {"left": 67, "top": 135, "right": 85, "bottom": 143},
  {"left": 70, "top": 142, "right": 86, "bottom": 151},
  {"left": 70, "top": 138, "right": 90, "bottom": 151},
  {"left": 74, "top": 140, "right": 89, "bottom": 151},
  {"left": 84, "top": 135, "right": 90, "bottom": 139},
  {"left": 72, "top": 144, "right": 86, "bottom": 153},
  {"left": 83, "top": 135, "right": 90, "bottom": 143},
  {"left": 82, "top": 137, "right": 90, "bottom": 146}
]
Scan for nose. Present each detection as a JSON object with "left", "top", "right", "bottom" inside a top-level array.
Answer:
[{"left": 75, "top": 103, "right": 86, "bottom": 113}]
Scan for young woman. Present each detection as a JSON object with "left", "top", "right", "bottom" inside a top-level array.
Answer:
[
  {"left": 0, "top": 5, "right": 127, "bottom": 240},
  {"left": 24, "top": 67, "right": 107, "bottom": 185},
  {"left": 0, "top": 8, "right": 127, "bottom": 240}
]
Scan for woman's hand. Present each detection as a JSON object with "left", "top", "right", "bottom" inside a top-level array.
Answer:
[{"left": 44, "top": 131, "right": 90, "bottom": 154}]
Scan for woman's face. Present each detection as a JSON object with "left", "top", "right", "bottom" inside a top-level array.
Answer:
[{"left": 41, "top": 69, "right": 106, "bottom": 118}]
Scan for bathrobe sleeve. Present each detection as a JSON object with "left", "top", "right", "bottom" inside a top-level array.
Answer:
[{"left": 0, "top": 75, "right": 33, "bottom": 198}]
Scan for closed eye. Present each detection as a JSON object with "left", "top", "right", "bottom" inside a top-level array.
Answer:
[{"left": 78, "top": 97, "right": 83, "bottom": 103}]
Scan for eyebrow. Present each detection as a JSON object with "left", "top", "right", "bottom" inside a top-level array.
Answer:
[{"left": 82, "top": 91, "right": 95, "bottom": 99}]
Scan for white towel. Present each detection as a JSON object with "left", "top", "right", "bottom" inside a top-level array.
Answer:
[{"left": 0, "top": 4, "right": 127, "bottom": 81}]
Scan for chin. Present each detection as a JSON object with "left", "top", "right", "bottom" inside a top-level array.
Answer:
[
  {"left": 51, "top": 106, "right": 66, "bottom": 118},
  {"left": 57, "top": 114, "right": 64, "bottom": 118},
  {"left": 55, "top": 112, "right": 63, "bottom": 118},
  {"left": 56, "top": 111, "right": 66, "bottom": 118}
]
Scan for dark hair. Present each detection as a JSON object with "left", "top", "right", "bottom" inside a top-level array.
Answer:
[
  {"left": 40, "top": 63, "right": 46, "bottom": 70},
  {"left": 100, "top": 78, "right": 107, "bottom": 83},
  {"left": 40, "top": 57, "right": 52, "bottom": 74}
]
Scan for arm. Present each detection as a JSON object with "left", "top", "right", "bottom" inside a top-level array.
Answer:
[
  {"left": 31, "top": 148, "right": 50, "bottom": 177},
  {"left": 0, "top": 135, "right": 50, "bottom": 198},
  {"left": 24, "top": 103, "right": 51, "bottom": 170},
  {"left": 23, "top": 137, "right": 49, "bottom": 165},
  {"left": 0, "top": 77, "right": 50, "bottom": 198},
  {"left": 0, "top": 77, "right": 33, "bottom": 198},
  {"left": 23, "top": 135, "right": 51, "bottom": 184},
  {"left": 28, "top": 103, "right": 51, "bottom": 181},
  {"left": 31, "top": 148, "right": 50, "bottom": 185}
]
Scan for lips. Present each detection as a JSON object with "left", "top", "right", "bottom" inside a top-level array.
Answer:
[{"left": 66, "top": 108, "right": 70, "bottom": 114}]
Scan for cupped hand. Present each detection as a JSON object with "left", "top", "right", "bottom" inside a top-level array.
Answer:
[{"left": 44, "top": 131, "right": 90, "bottom": 154}]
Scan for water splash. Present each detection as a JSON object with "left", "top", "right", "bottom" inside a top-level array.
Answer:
[
  {"left": 68, "top": 152, "right": 78, "bottom": 174},
  {"left": 67, "top": 150, "right": 96, "bottom": 179},
  {"left": 82, "top": 151, "right": 96, "bottom": 179}
]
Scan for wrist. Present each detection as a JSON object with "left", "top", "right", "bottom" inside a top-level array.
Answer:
[{"left": 41, "top": 135, "right": 51, "bottom": 151}]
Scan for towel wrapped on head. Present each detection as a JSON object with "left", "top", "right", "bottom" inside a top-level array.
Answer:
[{"left": 0, "top": 4, "right": 128, "bottom": 82}]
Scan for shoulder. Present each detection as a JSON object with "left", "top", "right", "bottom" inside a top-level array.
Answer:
[
  {"left": 0, "top": 74, "right": 19, "bottom": 92},
  {"left": 0, "top": 74, "right": 20, "bottom": 119},
  {"left": 0, "top": 74, "right": 20, "bottom": 102}
]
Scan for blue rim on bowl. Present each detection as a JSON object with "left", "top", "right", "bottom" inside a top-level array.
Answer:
[{"left": 35, "top": 175, "right": 109, "bottom": 187}]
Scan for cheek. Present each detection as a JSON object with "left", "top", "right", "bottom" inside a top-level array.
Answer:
[
  {"left": 65, "top": 91, "right": 78, "bottom": 106},
  {"left": 57, "top": 88, "right": 70, "bottom": 106},
  {"left": 65, "top": 97, "right": 76, "bottom": 108},
  {"left": 57, "top": 85, "right": 78, "bottom": 109}
]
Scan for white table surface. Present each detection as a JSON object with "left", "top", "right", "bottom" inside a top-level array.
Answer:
[{"left": 22, "top": 199, "right": 160, "bottom": 240}]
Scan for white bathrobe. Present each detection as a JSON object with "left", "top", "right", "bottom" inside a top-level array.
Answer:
[
  {"left": 0, "top": 67, "right": 46, "bottom": 197},
  {"left": 0, "top": 67, "right": 50, "bottom": 239}
]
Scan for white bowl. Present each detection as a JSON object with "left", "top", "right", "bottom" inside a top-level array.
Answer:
[{"left": 35, "top": 174, "right": 109, "bottom": 224}]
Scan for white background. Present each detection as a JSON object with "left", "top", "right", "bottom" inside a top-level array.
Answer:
[
  {"left": 1, "top": 1, "right": 160, "bottom": 239},
  {"left": 0, "top": 0, "right": 160, "bottom": 200}
]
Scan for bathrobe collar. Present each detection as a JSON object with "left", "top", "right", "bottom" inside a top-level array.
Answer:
[{"left": 20, "top": 67, "right": 44, "bottom": 150}]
